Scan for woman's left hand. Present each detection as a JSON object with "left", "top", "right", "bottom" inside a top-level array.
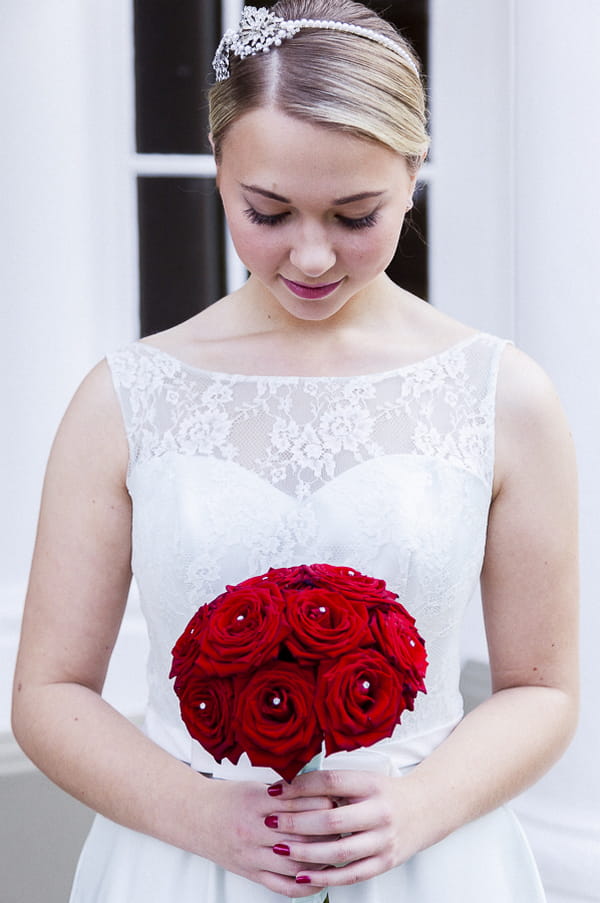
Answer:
[{"left": 263, "top": 768, "right": 429, "bottom": 889}]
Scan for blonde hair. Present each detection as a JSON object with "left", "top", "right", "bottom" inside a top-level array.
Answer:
[{"left": 208, "top": 0, "right": 429, "bottom": 172}]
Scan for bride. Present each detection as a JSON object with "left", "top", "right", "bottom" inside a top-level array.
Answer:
[{"left": 12, "top": 3, "right": 578, "bottom": 900}]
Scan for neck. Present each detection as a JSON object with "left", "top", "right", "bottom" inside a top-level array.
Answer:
[{"left": 242, "top": 272, "right": 400, "bottom": 337}]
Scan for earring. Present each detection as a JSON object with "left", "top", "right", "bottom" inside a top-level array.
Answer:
[{"left": 406, "top": 200, "right": 414, "bottom": 212}]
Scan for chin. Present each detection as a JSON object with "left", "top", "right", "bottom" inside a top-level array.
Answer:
[{"left": 282, "top": 299, "right": 349, "bottom": 323}]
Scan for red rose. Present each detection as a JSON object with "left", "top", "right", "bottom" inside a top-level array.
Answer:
[
  {"left": 315, "top": 650, "right": 408, "bottom": 753},
  {"left": 236, "top": 565, "right": 310, "bottom": 590},
  {"left": 304, "top": 563, "right": 399, "bottom": 606},
  {"left": 195, "top": 584, "right": 290, "bottom": 677},
  {"left": 169, "top": 604, "right": 212, "bottom": 692},
  {"left": 233, "top": 661, "right": 323, "bottom": 782},
  {"left": 177, "top": 672, "right": 241, "bottom": 764},
  {"left": 284, "top": 588, "right": 373, "bottom": 663},
  {"left": 369, "top": 604, "right": 428, "bottom": 695}
]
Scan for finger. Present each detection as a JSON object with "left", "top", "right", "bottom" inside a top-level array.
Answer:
[
  {"left": 275, "top": 768, "right": 382, "bottom": 801},
  {"left": 266, "top": 798, "right": 382, "bottom": 838},
  {"left": 266, "top": 841, "right": 332, "bottom": 876},
  {"left": 257, "top": 845, "right": 318, "bottom": 878},
  {"left": 279, "top": 827, "right": 388, "bottom": 870},
  {"left": 267, "top": 782, "right": 337, "bottom": 811},
  {"left": 295, "top": 856, "right": 383, "bottom": 889},
  {"left": 258, "top": 869, "right": 328, "bottom": 898},
  {"left": 283, "top": 833, "right": 340, "bottom": 845},
  {"left": 293, "top": 840, "right": 394, "bottom": 889},
  {"left": 263, "top": 800, "right": 335, "bottom": 835},
  {"left": 278, "top": 795, "right": 337, "bottom": 813}
]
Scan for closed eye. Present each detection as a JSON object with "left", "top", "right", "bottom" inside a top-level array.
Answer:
[
  {"left": 337, "top": 211, "right": 380, "bottom": 230},
  {"left": 243, "top": 206, "right": 380, "bottom": 230},
  {"left": 244, "top": 207, "right": 289, "bottom": 227}
]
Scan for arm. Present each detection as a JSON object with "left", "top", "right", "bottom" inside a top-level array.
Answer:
[
  {"left": 11, "top": 361, "right": 327, "bottom": 898},
  {"left": 262, "top": 345, "right": 579, "bottom": 887}
]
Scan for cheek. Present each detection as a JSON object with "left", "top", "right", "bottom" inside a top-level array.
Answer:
[
  {"left": 219, "top": 197, "right": 279, "bottom": 267},
  {"left": 229, "top": 223, "right": 282, "bottom": 269},
  {"left": 348, "top": 225, "right": 402, "bottom": 270}
]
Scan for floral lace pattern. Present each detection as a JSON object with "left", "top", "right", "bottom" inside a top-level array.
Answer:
[
  {"left": 108, "top": 334, "right": 507, "bottom": 766},
  {"left": 113, "top": 335, "right": 500, "bottom": 495}
]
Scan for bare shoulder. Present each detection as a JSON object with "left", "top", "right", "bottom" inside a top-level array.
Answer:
[
  {"left": 68, "top": 357, "right": 121, "bottom": 412},
  {"left": 60, "top": 358, "right": 123, "bottom": 432},
  {"left": 496, "top": 344, "right": 569, "bottom": 434},
  {"left": 493, "top": 344, "right": 576, "bottom": 495},
  {"left": 51, "top": 358, "right": 128, "bottom": 487}
]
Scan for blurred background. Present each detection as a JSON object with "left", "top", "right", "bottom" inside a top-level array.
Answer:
[{"left": 1, "top": 1, "right": 599, "bottom": 901}]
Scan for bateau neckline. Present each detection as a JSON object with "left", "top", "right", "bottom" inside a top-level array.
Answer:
[{"left": 136, "top": 332, "right": 487, "bottom": 383}]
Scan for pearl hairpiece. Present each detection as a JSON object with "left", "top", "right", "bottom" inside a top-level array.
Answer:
[{"left": 212, "top": 6, "right": 419, "bottom": 82}]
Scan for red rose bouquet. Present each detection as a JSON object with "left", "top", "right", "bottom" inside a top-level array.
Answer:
[{"left": 170, "top": 564, "right": 427, "bottom": 782}]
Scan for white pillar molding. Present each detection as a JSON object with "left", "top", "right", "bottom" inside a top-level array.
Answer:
[
  {"left": 2, "top": 1, "right": 97, "bottom": 603},
  {"left": 429, "top": 0, "right": 516, "bottom": 671},
  {"left": 431, "top": 3, "right": 599, "bottom": 899},
  {"left": 429, "top": 0, "right": 516, "bottom": 338},
  {"left": 222, "top": 0, "right": 244, "bottom": 33},
  {"left": 0, "top": 0, "right": 140, "bottom": 744}
]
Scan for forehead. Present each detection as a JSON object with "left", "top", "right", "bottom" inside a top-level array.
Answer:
[{"left": 218, "top": 107, "right": 410, "bottom": 200}]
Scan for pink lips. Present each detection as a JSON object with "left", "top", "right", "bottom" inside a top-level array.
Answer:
[{"left": 281, "top": 276, "right": 344, "bottom": 300}]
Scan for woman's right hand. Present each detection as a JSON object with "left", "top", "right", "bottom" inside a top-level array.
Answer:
[{"left": 197, "top": 775, "right": 336, "bottom": 897}]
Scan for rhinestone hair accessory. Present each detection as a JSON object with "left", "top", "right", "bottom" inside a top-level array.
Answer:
[{"left": 212, "top": 6, "right": 419, "bottom": 82}]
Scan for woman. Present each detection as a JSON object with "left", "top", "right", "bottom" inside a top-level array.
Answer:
[{"left": 12, "top": 2, "right": 578, "bottom": 900}]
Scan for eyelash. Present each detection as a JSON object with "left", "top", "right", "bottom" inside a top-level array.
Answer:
[
  {"left": 244, "top": 208, "right": 288, "bottom": 228},
  {"left": 340, "top": 211, "right": 379, "bottom": 231},
  {"left": 243, "top": 207, "right": 379, "bottom": 231}
]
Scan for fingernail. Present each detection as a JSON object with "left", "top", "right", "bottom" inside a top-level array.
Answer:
[
  {"left": 267, "top": 783, "right": 283, "bottom": 797},
  {"left": 296, "top": 875, "right": 311, "bottom": 884},
  {"left": 264, "top": 815, "right": 279, "bottom": 829},
  {"left": 272, "top": 843, "right": 290, "bottom": 856}
]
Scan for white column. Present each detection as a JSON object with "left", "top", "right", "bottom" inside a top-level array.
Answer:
[
  {"left": 510, "top": 4, "right": 600, "bottom": 901},
  {"left": 430, "top": 0, "right": 516, "bottom": 669},
  {"left": 0, "top": 0, "right": 140, "bottom": 754},
  {"left": 431, "top": 2, "right": 600, "bottom": 899},
  {"left": 1, "top": 1, "right": 95, "bottom": 598},
  {"left": 429, "top": 0, "right": 516, "bottom": 338}
]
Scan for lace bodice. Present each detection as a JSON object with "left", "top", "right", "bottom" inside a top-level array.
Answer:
[{"left": 107, "top": 333, "right": 506, "bottom": 772}]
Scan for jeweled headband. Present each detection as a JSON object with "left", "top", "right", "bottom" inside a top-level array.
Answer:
[{"left": 213, "top": 6, "right": 419, "bottom": 82}]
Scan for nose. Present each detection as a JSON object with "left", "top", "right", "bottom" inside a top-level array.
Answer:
[{"left": 289, "top": 223, "right": 336, "bottom": 279}]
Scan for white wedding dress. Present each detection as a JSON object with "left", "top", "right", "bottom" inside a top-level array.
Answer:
[{"left": 69, "top": 333, "right": 546, "bottom": 902}]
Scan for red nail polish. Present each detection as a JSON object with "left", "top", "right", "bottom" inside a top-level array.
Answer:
[
  {"left": 264, "top": 815, "right": 279, "bottom": 829},
  {"left": 296, "top": 875, "right": 311, "bottom": 884},
  {"left": 267, "top": 783, "right": 283, "bottom": 797},
  {"left": 272, "top": 843, "right": 290, "bottom": 856}
]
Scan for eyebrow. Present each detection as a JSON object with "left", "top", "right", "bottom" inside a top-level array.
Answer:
[{"left": 240, "top": 183, "right": 385, "bottom": 206}]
